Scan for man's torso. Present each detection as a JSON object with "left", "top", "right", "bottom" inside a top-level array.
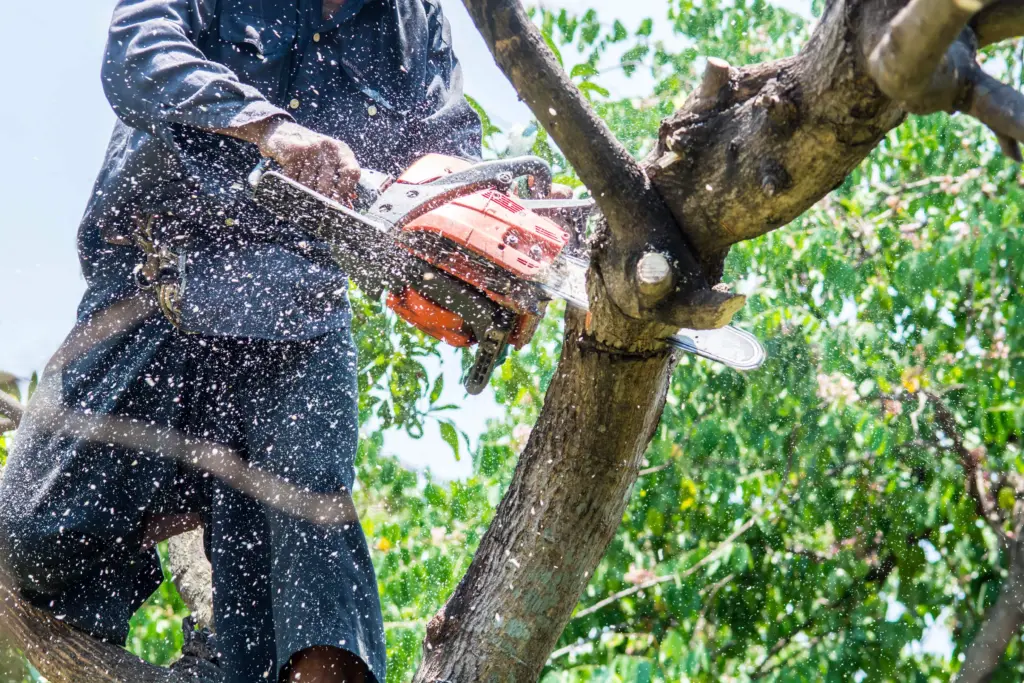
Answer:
[{"left": 79, "top": 0, "right": 478, "bottom": 340}]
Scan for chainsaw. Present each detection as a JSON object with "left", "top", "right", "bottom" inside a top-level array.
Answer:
[{"left": 248, "top": 154, "right": 766, "bottom": 394}]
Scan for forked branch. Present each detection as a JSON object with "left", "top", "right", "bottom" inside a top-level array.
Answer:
[
  {"left": 459, "top": 0, "right": 745, "bottom": 334},
  {"left": 867, "top": 0, "right": 1024, "bottom": 160},
  {"left": 868, "top": 0, "right": 993, "bottom": 105}
]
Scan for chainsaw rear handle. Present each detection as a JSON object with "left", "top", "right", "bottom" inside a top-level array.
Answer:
[{"left": 250, "top": 155, "right": 553, "bottom": 208}]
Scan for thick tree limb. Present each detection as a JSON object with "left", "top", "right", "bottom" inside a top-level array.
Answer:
[
  {"left": 645, "top": 1, "right": 906, "bottom": 261},
  {"left": 973, "top": 0, "right": 1024, "bottom": 47},
  {"left": 645, "top": 0, "right": 1024, "bottom": 261},
  {"left": 868, "top": 0, "right": 992, "bottom": 107},
  {"left": 459, "top": 0, "right": 745, "bottom": 332},
  {"left": 866, "top": 0, "right": 1024, "bottom": 159},
  {"left": 412, "top": 1, "right": 1018, "bottom": 680},
  {"left": 0, "top": 568, "right": 188, "bottom": 682},
  {"left": 412, "top": 311, "right": 675, "bottom": 681}
]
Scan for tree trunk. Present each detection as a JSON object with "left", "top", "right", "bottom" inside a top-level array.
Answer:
[
  {"left": 413, "top": 311, "right": 673, "bottom": 681},
  {"left": 956, "top": 543, "right": 1024, "bottom": 682}
]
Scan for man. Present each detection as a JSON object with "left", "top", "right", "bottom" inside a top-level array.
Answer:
[{"left": 0, "top": 0, "right": 480, "bottom": 681}]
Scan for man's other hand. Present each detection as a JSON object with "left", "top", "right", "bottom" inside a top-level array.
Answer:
[
  {"left": 549, "top": 184, "right": 574, "bottom": 199},
  {"left": 217, "top": 117, "right": 361, "bottom": 200}
]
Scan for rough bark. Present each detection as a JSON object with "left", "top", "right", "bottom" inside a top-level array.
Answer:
[
  {"left": 645, "top": 0, "right": 909, "bottom": 270},
  {"left": 458, "top": 0, "right": 745, "bottom": 331},
  {"left": 956, "top": 541, "right": 1024, "bottom": 683},
  {"left": 166, "top": 530, "right": 214, "bottom": 632},
  {"left": 413, "top": 311, "right": 673, "bottom": 681},
  {"left": 0, "top": 570, "right": 183, "bottom": 683},
  {"left": 416, "top": 0, "right": 1024, "bottom": 680}
]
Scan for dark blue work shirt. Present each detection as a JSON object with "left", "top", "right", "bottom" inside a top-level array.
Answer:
[{"left": 80, "top": 0, "right": 481, "bottom": 339}]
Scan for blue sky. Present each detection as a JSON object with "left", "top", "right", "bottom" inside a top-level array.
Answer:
[{"left": 0, "top": 0, "right": 810, "bottom": 477}]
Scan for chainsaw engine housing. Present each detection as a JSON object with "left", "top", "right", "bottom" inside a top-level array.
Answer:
[{"left": 384, "top": 154, "right": 570, "bottom": 357}]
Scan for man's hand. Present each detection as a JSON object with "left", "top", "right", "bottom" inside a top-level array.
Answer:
[
  {"left": 217, "top": 117, "right": 361, "bottom": 200},
  {"left": 549, "top": 184, "right": 574, "bottom": 199}
]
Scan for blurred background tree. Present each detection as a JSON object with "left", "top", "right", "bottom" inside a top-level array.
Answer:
[{"left": 4, "top": 0, "right": 1024, "bottom": 681}]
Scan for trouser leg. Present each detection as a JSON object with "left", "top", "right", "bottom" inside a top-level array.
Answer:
[
  {"left": 201, "top": 332, "right": 384, "bottom": 683},
  {"left": 0, "top": 314, "right": 190, "bottom": 643}
]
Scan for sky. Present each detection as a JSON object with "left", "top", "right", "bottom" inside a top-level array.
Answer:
[{"left": 0, "top": 0, "right": 810, "bottom": 478}]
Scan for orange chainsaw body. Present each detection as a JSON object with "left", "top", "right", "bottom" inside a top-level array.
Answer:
[{"left": 384, "top": 154, "right": 571, "bottom": 350}]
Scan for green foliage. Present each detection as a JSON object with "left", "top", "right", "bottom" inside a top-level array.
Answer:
[
  {"left": 127, "top": 543, "right": 190, "bottom": 667},
  {"left": 5, "top": 2, "right": 1024, "bottom": 681}
]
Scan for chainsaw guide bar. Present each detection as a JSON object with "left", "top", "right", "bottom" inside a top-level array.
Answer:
[{"left": 250, "top": 155, "right": 766, "bottom": 393}]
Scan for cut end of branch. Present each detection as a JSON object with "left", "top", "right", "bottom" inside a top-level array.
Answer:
[
  {"left": 636, "top": 252, "right": 675, "bottom": 301},
  {"left": 698, "top": 57, "right": 733, "bottom": 103}
]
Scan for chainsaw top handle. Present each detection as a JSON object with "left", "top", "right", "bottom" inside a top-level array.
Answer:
[
  {"left": 424, "top": 156, "right": 552, "bottom": 198},
  {"left": 250, "top": 155, "right": 554, "bottom": 212}
]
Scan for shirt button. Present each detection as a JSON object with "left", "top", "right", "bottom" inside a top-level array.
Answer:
[
  {"left": 367, "top": 105, "right": 378, "bottom": 117},
  {"left": 313, "top": 33, "right": 321, "bottom": 42},
  {"left": 289, "top": 98, "right": 300, "bottom": 109}
]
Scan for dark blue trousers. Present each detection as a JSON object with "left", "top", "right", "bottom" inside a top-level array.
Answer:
[{"left": 0, "top": 308, "right": 385, "bottom": 683}]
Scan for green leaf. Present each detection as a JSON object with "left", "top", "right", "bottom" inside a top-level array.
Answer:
[
  {"left": 570, "top": 63, "right": 600, "bottom": 79},
  {"left": 439, "top": 421, "right": 460, "bottom": 461},
  {"left": 578, "top": 81, "right": 610, "bottom": 99},
  {"left": 541, "top": 31, "right": 564, "bottom": 67},
  {"left": 430, "top": 374, "right": 444, "bottom": 404},
  {"left": 611, "top": 20, "right": 628, "bottom": 43}
]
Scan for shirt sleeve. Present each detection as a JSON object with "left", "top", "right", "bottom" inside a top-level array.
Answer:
[
  {"left": 413, "top": 0, "right": 483, "bottom": 161},
  {"left": 102, "top": 0, "right": 291, "bottom": 134}
]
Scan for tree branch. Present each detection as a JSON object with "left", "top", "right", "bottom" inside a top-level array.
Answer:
[
  {"left": 166, "top": 530, "right": 214, "bottom": 632},
  {"left": 973, "top": 0, "right": 1024, "bottom": 47},
  {"left": 955, "top": 539, "right": 1024, "bottom": 682},
  {"left": 868, "top": 0, "right": 992, "bottom": 107},
  {"left": 865, "top": 0, "right": 1024, "bottom": 160},
  {"left": 925, "top": 393, "right": 1010, "bottom": 545},
  {"left": 459, "top": 0, "right": 744, "bottom": 334},
  {"left": 0, "top": 568, "right": 190, "bottom": 682},
  {"left": 569, "top": 514, "right": 760, "bottom": 623}
]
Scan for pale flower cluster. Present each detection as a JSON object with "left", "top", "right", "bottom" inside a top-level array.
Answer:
[{"left": 816, "top": 372, "right": 858, "bottom": 406}]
